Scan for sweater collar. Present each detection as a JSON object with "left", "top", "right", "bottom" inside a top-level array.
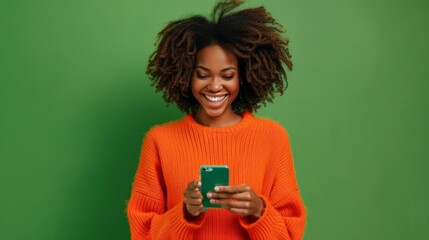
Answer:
[{"left": 183, "top": 111, "right": 254, "bottom": 133}]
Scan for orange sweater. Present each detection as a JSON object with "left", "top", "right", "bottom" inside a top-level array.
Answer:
[{"left": 127, "top": 112, "right": 306, "bottom": 239}]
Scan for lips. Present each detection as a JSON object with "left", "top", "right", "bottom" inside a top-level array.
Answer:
[
  {"left": 204, "top": 95, "right": 227, "bottom": 102},
  {"left": 202, "top": 94, "right": 228, "bottom": 106}
]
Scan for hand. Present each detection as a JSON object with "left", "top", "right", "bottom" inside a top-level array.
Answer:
[
  {"left": 207, "top": 184, "right": 264, "bottom": 217},
  {"left": 183, "top": 180, "right": 204, "bottom": 217}
]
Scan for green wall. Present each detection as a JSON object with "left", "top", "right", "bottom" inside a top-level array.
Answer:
[{"left": 1, "top": 0, "right": 428, "bottom": 239}]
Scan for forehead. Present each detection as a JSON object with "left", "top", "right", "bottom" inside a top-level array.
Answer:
[{"left": 195, "top": 44, "right": 238, "bottom": 68}]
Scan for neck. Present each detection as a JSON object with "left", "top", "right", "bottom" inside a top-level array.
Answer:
[{"left": 194, "top": 110, "right": 242, "bottom": 128}]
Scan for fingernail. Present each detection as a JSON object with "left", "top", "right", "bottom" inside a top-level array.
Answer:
[
  {"left": 210, "top": 199, "right": 215, "bottom": 204},
  {"left": 207, "top": 193, "right": 212, "bottom": 198},
  {"left": 214, "top": 186, "right": 219, "bottom": 192}
]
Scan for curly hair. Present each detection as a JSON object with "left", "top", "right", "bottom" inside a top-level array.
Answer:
[{"left": 146, "top": 0, "right": 293, "bottom": 113}]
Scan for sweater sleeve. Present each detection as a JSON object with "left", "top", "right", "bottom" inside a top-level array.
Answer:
[
  {"left": 127, "top": 130, "right": 205, "bottom": 240},
  {"left": 239, "top": 127, "right": 307, "bottom": 240}
]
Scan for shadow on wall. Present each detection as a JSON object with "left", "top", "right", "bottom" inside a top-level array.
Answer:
[{"left": 62, "top": 73, "right": 182, "bottom": 239}]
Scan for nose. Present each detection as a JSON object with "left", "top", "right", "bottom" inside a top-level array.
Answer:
[{"left": 207, "top": 77, "right": 223, "bottom": 92}]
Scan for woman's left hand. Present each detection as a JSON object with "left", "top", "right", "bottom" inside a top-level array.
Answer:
[{"left": 207, "top": 184, "right": 264, "bottom": 217}]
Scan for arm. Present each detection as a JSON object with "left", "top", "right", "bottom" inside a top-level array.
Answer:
[
  {"left": 208, "top": 184, "right": 306, "bottom": 239},
  {"left": 127, "top": 130, "right": 205, "bottom": 240},
  {"left": 239, "top": 128, "right": 307, "bottom": 240}
]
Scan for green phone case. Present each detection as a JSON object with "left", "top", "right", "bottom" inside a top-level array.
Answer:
[{"left": 200, "top": 165, "right": 229, "bottom": 209}]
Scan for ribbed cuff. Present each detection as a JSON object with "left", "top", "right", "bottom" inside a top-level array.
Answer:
[
  {"left": 162, "top": 201, "right": 206, "bottom": 229},
  {"left": 182, "top": 202, "right": 207, "bottom": 226},
  {"left": 149, "top": 201, "right": 206, "bottom": 239},
  {"left": 238, "top": 195, "right": 286, "bottom": 239}
]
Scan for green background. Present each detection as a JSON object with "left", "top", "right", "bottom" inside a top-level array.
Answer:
[{"left": 1, "top": 0, "right": 428, "bottom": 239}]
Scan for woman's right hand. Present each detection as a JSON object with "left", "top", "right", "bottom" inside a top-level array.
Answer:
[{"left": 183, "top": 180, "right": 204, "bottom": 217}]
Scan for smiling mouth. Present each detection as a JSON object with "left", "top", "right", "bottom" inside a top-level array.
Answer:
[{"left": 202, "top": 94, "right": 228, "bottom": 104}]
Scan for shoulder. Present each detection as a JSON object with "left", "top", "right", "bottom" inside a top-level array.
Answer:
[
  {"left": 143, "top": 117, "right": 185, "bottom": 141},
  {"left": 248, "top": 115, "right": 292, "bottom": 146},
  {"left": 252, "top": 115, "right": 289, "bottom": 135},
  {"left": 149, "top": 118, "right": 183, "bottom": 133}
]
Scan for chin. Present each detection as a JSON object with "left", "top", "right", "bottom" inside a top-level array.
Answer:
[{"left": 202, "top": 107, "right": 227, "bottom": 119}]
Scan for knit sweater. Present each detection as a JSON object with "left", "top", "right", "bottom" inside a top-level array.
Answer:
[{"left": 127, "top": 112, "right": 307, "bottom": 239}]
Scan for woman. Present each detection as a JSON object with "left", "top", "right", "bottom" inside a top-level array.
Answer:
[{"left": 127, "top": 0, "right": 307, "bottom": 239}]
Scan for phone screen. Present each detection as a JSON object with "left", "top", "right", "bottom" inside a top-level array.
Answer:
[{"left": 200, "top": 165, "right": 229, "bottom": 209}]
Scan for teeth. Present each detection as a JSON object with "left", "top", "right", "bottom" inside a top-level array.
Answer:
[{"left": 206, "top": 95, "right": 226, "bottom": 102}]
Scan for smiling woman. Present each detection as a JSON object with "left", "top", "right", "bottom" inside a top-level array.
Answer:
[
  {"left": 146, "top": 1, "right": 292, "bottom": 115},
  {"left": 191, "top": 45, "right": 241, "bottom": 127},
  {"left": 127, "top": 0, "right": 306, "bottom": 239}
]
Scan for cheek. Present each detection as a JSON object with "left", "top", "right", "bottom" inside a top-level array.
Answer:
[
  {"left": 190, "top": 77, "right": 201, "bottom": 97},
  {"left": 231, "top": 79, "right": 240, "bottom": 95},
  {"left": 226, "top": 79, "right": 240, "bottom": 100}
]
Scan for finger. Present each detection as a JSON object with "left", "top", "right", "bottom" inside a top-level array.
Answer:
[
  {"left": 206, "top": 192, "right": 232, "bottom": 199},
  {"left": 192, "top": 205, "right": 204, "bottom": 213},
  {"left": 187, "top": 180, "right": 200, "bottom": 189},
  {"left": 186, "top": 198, "right": 203, "bottom": 206},
  {"left": 226, "top": 192, "right": 252, "bottom": 201},
  {"left": 187, "top": 205, "right": 204, "bottom": 215},
  {"left": 184, "top": 194, "right": 203, "bottom": 205},
  {"left": 229, "top": 208, "right": 250, "bottom": 217},
  {"left": 210, "top": 198, "right": 251, "bottom": 209},
  {"left": 185, "top": 190, "right": 202, "bottom": 199},
  {"left": 209, "top": 198, "right": 253, "bottom": 217},
  {"left": 215, "top": 184, "right": 251, "bottom": 194},
  {"left": 186, "top": 201, "right": 204, "bottom": 210},
  {"left": 208, "top": 191, "right": 252, "bottom": 201},
  {"left": 186, "top": 191, "right": 202, "bottom": 200}
]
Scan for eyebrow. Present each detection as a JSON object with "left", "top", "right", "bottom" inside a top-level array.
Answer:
[{"left": 196, "top": 65, "right": 236, "bottom": 72}]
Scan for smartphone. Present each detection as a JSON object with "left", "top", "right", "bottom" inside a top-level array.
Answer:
[{"left": 200, "top": 165, "right": 229, "bottom": 209}]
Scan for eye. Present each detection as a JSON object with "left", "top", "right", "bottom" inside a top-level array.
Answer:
[
  {"left": 195, "top": 71, "right": 209, "bottom": 80},
  {"left": 197, "top": 74, "right": 209, "bottom": 80},
  {"left": 222, "top": 75, "right": 234, "bottom": 80}
]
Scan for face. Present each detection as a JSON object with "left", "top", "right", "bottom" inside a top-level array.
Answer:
[{"left": 191, "top": 44, "right": 240, "bottom": 121}]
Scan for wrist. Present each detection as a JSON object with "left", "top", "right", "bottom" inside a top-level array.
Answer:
[
  {"left": 254, "top": 205, "right": 265, "bottom": 218},
  {"left": 254, "top": 196, "right": 266, "bottom": 217},
  {"left": 245, "top": 197, "right": 266, "bottom": 223},
  {"left": 183, "top": 204, "right": 202, "bottom": 222}
]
